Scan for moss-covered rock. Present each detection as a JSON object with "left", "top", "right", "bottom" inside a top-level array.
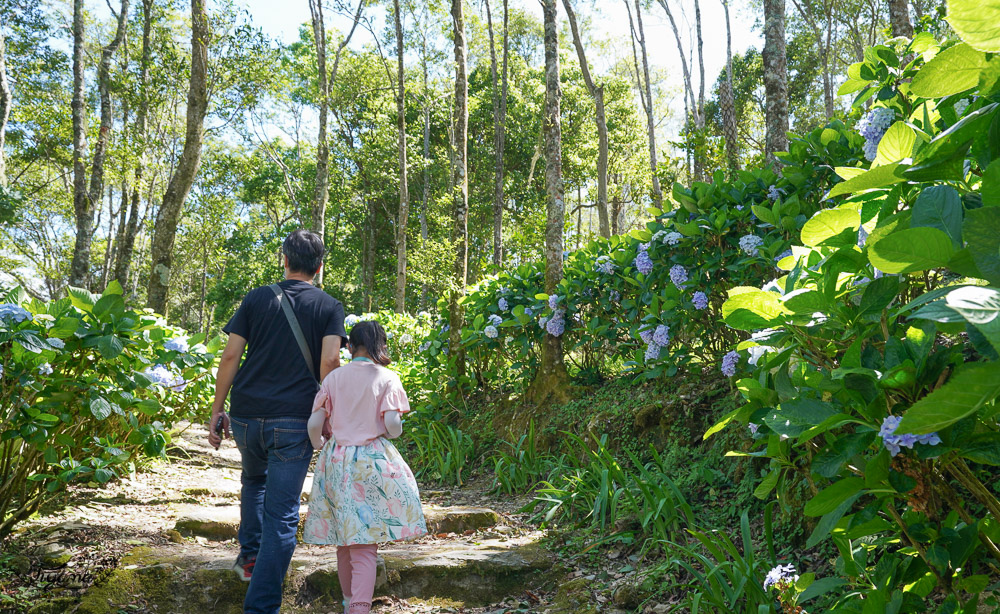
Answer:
[
  {"left": 424, "top": 507, "right": 500, "bottom": 534},
  {"left": 26, "top": 596, "right": 79, "bottom": 614},
  {"left": 548, "top": 577, "right": 598, "bottom": 614},
  {"left": 173, "top": 505, "right": 241, "bottom": 540}
]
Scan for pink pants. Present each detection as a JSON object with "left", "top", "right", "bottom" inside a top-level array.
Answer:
[{"left": 337, "top": 544, "right": 377, "bottom": 611}]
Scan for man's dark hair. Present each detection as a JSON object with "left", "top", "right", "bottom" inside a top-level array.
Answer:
[
  {"left": 282, "top": 230, "right": 325, "bottom": 275},
  {"left": 349, "top": 320, "right": 391, "bottom": 366}
]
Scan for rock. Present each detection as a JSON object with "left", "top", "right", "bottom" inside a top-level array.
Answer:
[
  {"left": 548, "top": 577, "right": 598, "bottom": 614},
  {"left": 37, "top": 543, "right": 71, "bottom": 568},
  {"left": 45, "top": 521, "right": 91, "bottom": 533},
  {"left": 424, "top": 506, "right": 501, "bottom": 534},
  {"left": 164, "top": 529, "right": 184, "bottom": 543},
  {"left": 26, "top": 596, "right": 78, "bottom": 614},
  {"left": 612, "top": 581, "right": 651, "bottom": 608},
  {"left": 650, "top": 605, "right": 671, "bottom": 614},
  {"left": 182, "top": 486, "right": 212, "bottom": 496},
  {"left": 9, "top": 554, "right": 31, "bottom": 574},
  {"left": 173, "top": 504, "right": 241, "bottom": 540}
]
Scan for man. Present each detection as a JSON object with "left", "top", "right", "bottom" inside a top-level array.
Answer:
[{"left": 209, "top": 230, "right": 347, "bottom": 614}]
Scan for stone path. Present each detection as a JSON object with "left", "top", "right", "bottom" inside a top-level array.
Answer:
[{"left": 9, "top": 422, "right": 569, "bottom": 614}]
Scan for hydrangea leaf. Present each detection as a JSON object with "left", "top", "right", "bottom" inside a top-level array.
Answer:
[
  {"left": 89, "top": 396, "right": 113, "bottom": 421},
  {"left": 49, "top": 317, "right": 80, "bottom": 339},
  {"left": 804, "top": 477, "right": 865, "bottom": 517},
  {"left": 826, "top": 163, "right": 905, "bottom": 199},
  {"left": 806, "top": 492, "right": 862, "bottom": 547},
  {"left": 911, "top": 186, "right": 964, "bottom": 249},
  {"left": 964, "top": 207, "right": 1000, "bottom": 285},
  {"left": 763, "top": 398, "right": 838, "bottom": 439},
  {"left": 983, "top": 160, "right": 1000, "bottom": 207},
  {"left": 874, "top": 122, "right": 917, "bottom": 166},
  {"left": 801, "top": 209, "right": 861, "bottom": 247},
  {"left": 868, "top": 227, "right": 955, "bottom": 274},
  {"left": 946, "top": 0, "right": 1000, "bottom": 53},
  {"left": 896, "top": 362, "right": 1000, "bottom": 434},
  {"left": 66, "top": 286, "right": 96, "bottom": 313},
  {"left": 959, "top": 432, "right": 1000, "bottom": 466},
  {"left": 721, "top": 291, "right": 789, "bottom": 331},
  {"left": 910, "top": 43, "right": 988, "bottom": 97}
]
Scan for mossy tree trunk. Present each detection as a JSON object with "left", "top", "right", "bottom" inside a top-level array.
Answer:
[
  {"left": 449, "top": 0, "right": 469, "bottom": 378},
  {"left": 763, "top": 0, "right": 789, "bottom": 165}
]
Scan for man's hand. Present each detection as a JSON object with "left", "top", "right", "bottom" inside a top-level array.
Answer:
[{"left": 208, "top": 408, "right": 231, "bottom": 450}]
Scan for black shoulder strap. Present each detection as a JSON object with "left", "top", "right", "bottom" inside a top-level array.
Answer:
[{"left": 269, "top": 284, "right": 318, "bottom": 382}]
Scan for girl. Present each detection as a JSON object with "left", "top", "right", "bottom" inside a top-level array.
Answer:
[{"left": 303, "top": 320, "right": 427, "bottom": 614}]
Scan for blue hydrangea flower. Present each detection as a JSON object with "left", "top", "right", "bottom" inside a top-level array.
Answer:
[
  {"left": 400, "top": 333, "right": 414, "bottom": 344},
  {"left": 857, "top": 225, "right": 869, "bottom": 248},
  {"left": 639, "top": 327, "right": 655, "bottom": 345},
  {"left": 524, "top": 307, "right": 533, "bottom": 317},
  {"left": 0, "top": 303, "right": 31, "bottom": 325},
  {"left": 653, "top": 325, "right": 670, "bottom": 347},
  {"left": 498, "top": 298, "right": 509, "bottom": 311},
  {"left": 635, "top": 250, "right": 654, "bottom": 275},
  {"left": 954, "top": 99, "right": 970, "bottom": 116},
  {"left": 763, "top": 564, "right": 799, "bottom": 590},
  {"left": 693, "top": 291, "right": 709, "bottom": 310},
  {"left": 663, "top": 232, "right": 682, "bottom": 246},
  {"left": 38, "top": 363, "right": 53, "bottom": 376},
  {"left": 484, "top": 325, "right": 499, "bottom": 339},
  {"left": 879, "top": 415, "right": 941, "bottom": 456},
  {"left": 595, "top": 255, "right": 616, "bottom": 275},
  {"left": 669, "top": 265, "right": 688, "bottom": 289},
  {"left": 767, "top": 185, "right": 783, "bottom": 202},
  {"left": 47, "top": 338, "right": 66, "bottom": 350},
  {"left": 143, "top": 364, "right": 186, "bottom": 391},
  {"left": 548, "top": 295, "right": 559, "bottom": 310},
  {"left": 345, "top": 314, "right": 360, "bottom": 328},
  {"left": 644, "top": 343, "right": 661, "bottom": 362},
  {"left": 0, "top": 364, "right": 4, "bottom": 378},
  {"left": 546, "top": 315, "right": 565, "bottom": 337},
  {"left": 539, "top": 316, "right": 549, "bottom": 330},
  {"left": 857, "top": 107, "right": 895, "bottom": 161},
  {"left": 164, "top": 337, "right": 189, "bottom": 353},
  {"left": 739, "top": 234, "right": 765, "bottom": 256},
  {"left": 609, "top": 290, "right": 621, "bottom": 302},
  {"left": 418, "top": 341, "right": 430, "bottom": 352},
  {"left": 488, "top": 314, "right": 503, "bottom": 327},
  {"left": 721, "top": 350, "right": 740, "bottom": 377},
  {"left": 735, "top": 204, "right": 745, "bottom": 211}
]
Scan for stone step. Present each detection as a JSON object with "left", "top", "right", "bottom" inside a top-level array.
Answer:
[
  {"left": 74, "top": 533, "right": 558, "bottom": 613},
  {"left": 172, "top": 503, "right": 502, "bottom": 541}
]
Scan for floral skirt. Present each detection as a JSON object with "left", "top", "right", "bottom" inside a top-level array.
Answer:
[{"left": 303, "top": 437, "right": 427, "bottom": 546}]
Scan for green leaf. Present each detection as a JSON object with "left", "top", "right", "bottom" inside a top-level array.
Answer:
[
  {"left": 49, "top": 317, "right": 80, "bottom": 339},
  {"left": 721, "top": 291, "right": 789, "bottom": 331},
  {"left": 97, "top": 335, "right": 125, "bottom": 360},
  {"left": 66, "top": 286, "right": 96, "bottom": 313},
  {"left": 92, "top": 294, "right": 125, "bottom": 321},
  {"left": 94, "top": 468, "right": 114, "bottom": 484},
  {"left": 868, "top": 227, "right": 956, "bottom": 274},
  {"left": 874, "top": 122, "right": 917, "bottom": 166},
  {"left": 911, "top": 186, "right": 964, "bottom": 248},
  {"left": 820, "top": 128, "right": 841, "bottom": 146},
  {"left": 910, "top": 43, "right": 988, "bottom": 97},
  {"left": 858, "top": 276, "right": 901, "bottom": 317},
  {"left": 90, "top": 397, "right": 113, "bottom": 421},
  {"left": 806, "top": 492, "right": 862, "bottom": 547},
  {"left": 799, "top": 577, "right": 848, "bottom": 604},
  {"left": 826, "top": 163, "right": 906, "bottom": 199},
  {"left": 801, "top": 209, "right": 861, "bottom": 248},
  {"left": 947, "top": 0, "right": 1000, "bottom": 53},
  {"left": 103, "top": 280, "right": 124, "bottom": 296},
  {"left": 959, "top": 432, "right": 1000, "bottom": 465},
  {"left": 896, "top": 362, "right": 1000, "bottom": 434},
  {"left": 754, "top": 468, "right": 780, "bottom": 500},
  {"left": 965, "top": 207, "right": 1000, "bottom": 285},
  {"left": 983, "top": 160, "right": 1000, "bottom": 207},
  {"left": 804, "top": 478, "right": 865, "bottom": 517},
  {"left": 763, "top": 398, "right": 838, "bottom": 438},
  {"left": 945, "top": 286, "right": 1000, "bottom": 325}
]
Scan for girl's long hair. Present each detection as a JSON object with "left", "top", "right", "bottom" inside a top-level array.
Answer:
[{"left": 348, "top": 320, "right": 392, "bottom": 366}]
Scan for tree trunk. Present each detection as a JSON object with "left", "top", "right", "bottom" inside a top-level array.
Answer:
[
  {"left": 629, "top": 0, "right": 662, "bottom": 207},
  {"left": 656, "top": 1, "right": 699, "bottom": 127},
  {"left": 146, "top": 0, "right": 210, "bottom": 314},
  {"left": 393, "top": 0, "right": 409, "bottom": 313},
  {"left": 309, "top": 0, "right": 329, "bottom": 288},
  {"left": 0, "top": 29, "right": 11, "bottom": 188},
  {"left": 720, "top": 0, "right": 740, "bottom": 171},
  {"left": 198, "top": 241, "right": 208, "bottom": 332},
  {"left": 762, "top": 0, "right": 789, "bottom": 165},
  {"left": 420, "top": 23, "right": 431, "bottom": 306},
  {"left": 114, "top": 0, "right": 153, "bottom": 292},
  {"left": 888, "top": 0, "right": 913, "bottom": 38},
  {"left": 448, "top": 0, "right": 469, "bottom": 376},
  {"left": 68, "top": 0, "right": 90, "bottom": 289},
  {"left": 693, "top": 0, "right": 705, "bottom": 180},
  {"left": 527, "top": 0, "right": 570, "bottom": 406},
  {"left": 562, "top": 0, "right": 610, "bottom": 237},
  {"left": 485, "top": 0, "right": 511, "bottom": 263}
]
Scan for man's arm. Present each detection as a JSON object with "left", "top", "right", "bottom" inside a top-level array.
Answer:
[
  {"left": 319, "top": 334, "right": 342, "bottom": 381},
  {"left": 208, "top": 333, "right": 247, "bottom": 449}
]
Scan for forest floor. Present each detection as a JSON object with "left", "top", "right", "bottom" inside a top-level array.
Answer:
[{"left": 1, "top": 422, "right": 673, "bottom": 614}]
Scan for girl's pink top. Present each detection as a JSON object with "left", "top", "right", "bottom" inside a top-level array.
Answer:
[{"left": 311, "top": 360, "right": 410, "bottom": 446}]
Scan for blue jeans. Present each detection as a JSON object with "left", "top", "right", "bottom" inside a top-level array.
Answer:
[{"left": 230, "top": 416, "right": 313, "bottom": 614}]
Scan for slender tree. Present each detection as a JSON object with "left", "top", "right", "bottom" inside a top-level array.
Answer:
[
  {"left": 449, "top": 0, "right": 469, "bottom": 375},
  {"left": 0, "top": 28, "right": 10, "bottom": 188},
  {"left": 146, "top": 0, "right": 210, "bottom": 313},
  {"left": 393, "top": 0, "right": 409, "bottom": 312},
  {"left": 627, "top": 0, "right": 662, "bottom": 206},
  {"left": 528, "top": 0, "right": 570, "bottom": 404},
  {"left": 888, "top": 0, "right": 913, "bottom": 38},
  {"left": 485, "top": 0, "right": 510, "bottom": 263},
  {"left": 720, "top": 0, "right": 740, "bottom": 171},
  {"left": 763, "top": 0, "right": 789, "bottom": 164},
  {"left": 790, "top": 0, "right": 835, "bottom": 118},
  {"left": 562, "top": 0, "right": 610, "bottom": 237},
  {"left": 68, "top": 0, "right": 89, "bottom": 288}
]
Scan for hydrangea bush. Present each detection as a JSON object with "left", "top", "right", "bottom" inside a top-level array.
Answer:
[{"left": 0, "top": 283, "right": 218, "bottom": 537}]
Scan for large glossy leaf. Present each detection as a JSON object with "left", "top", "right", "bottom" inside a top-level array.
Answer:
[
  {"left": 947, "top": 0, "right": 1000, "bottom": 53},
  {"left": 722, "top": 291, "right": 789, "bottom": 331},
  {"left": 801, "top": 209, "right": 861, "bottom": 247},
  {"left": 826, "top": 163, "right": 906, "bottom": 199},
  {"left": 911, "top": 186, "right": 964, "bottom": 248},
  {"left": 896, "top": 362, "right": 1000, "bottom": 434},
  {"left": 868, "top": 227, "right": 955, "bottom": 274},
  {"left": 763, "top": 398, "right": 838, "bottom": 438},
  {"left": 910, "top": 43, "right": 988, "bottom": 97},
  {"left": 90, "top": 396, "right": 113, "bottom": 421},
  {"left": 959, "top": 432, "right": 1000, "bottom": 465},
  {"left": 983, "top": 159, "right": 1000, "bottom": 207},
  {"left": 874, "top": 122, "right": 917, "bottom": 166},
  {"left": 804, "top": 478, "right": 865, "bottom": 517},
  {"left": 965, "top": 207, "right": 1000, "bottom": 285}
]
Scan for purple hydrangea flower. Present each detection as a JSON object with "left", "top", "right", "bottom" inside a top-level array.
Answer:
[
  {"left": 767, "top": 185, "right": 783, "bottom": 201},
  {"left": 693, "top": 291, "right": 709, "bottom": 310},
  {"left": 609, "top": 290, "right": 621, "bottom": 302},
  {"left": 635, "top": 250, "right": 654, "bottom": 275},
  {"left": 524, "top": 307, "right": 533, "bottom": 317},
  {"left": 498, "top": 297, "right": 509, "bottom": 311},
  {"left": 546, "top": 315, "right": 565, "bottom": 337},
  {"left": 669, "top": 265, "right": 688, "bottom": 289},
  {"left": 739, "top": 234, "right": 765, "bottom": 256},
  {"left": 653, "top": 325, "right": 670, "bottom": 347},
  {"left": 639, "top": 327, "right": 655, "bottom": 345},
  {"left": 763, "top": 564, "right": 799, "bottom": 590},
  {"left": 0, "top": 303, "right": 31, "bottom": 324},
  {"left": 857, "top": 225, "right": 869, "bottom": 248},
  {"left": 488, "top": 314, "right": 503, "bottom": 327},
  {"left": 721, "top": 350, "right": 740, "bottom": 377},
  {"left": 663, "top": 231, "right": 683, "bottom": 245},
  {"left": 857, "top": 107, "right": 895, "bottom": 161},
  {"left": 345, "top": 314, "right": 360, "bottom": 328},
  {"left": 164, "top": 336, "right": 189, "bottom": 353},
  {"left": 879, "top": 415, "right": 941, "bottom": 456},
  {"left": 538, "top": 316, "right": 549, "bottom": 329},
  {"left": 595, "top": 256, "right": 616, "bottom": 275},
  {"left": 549, "top": 295, "right": 559, "bottom": 310},
  {"left": 644, "top": 343, "right": 661, "bottom": 362}
]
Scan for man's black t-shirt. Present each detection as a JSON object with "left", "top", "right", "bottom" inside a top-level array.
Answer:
[{"left": 223, "top": 280, "right": 347, "bottom": 419}]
